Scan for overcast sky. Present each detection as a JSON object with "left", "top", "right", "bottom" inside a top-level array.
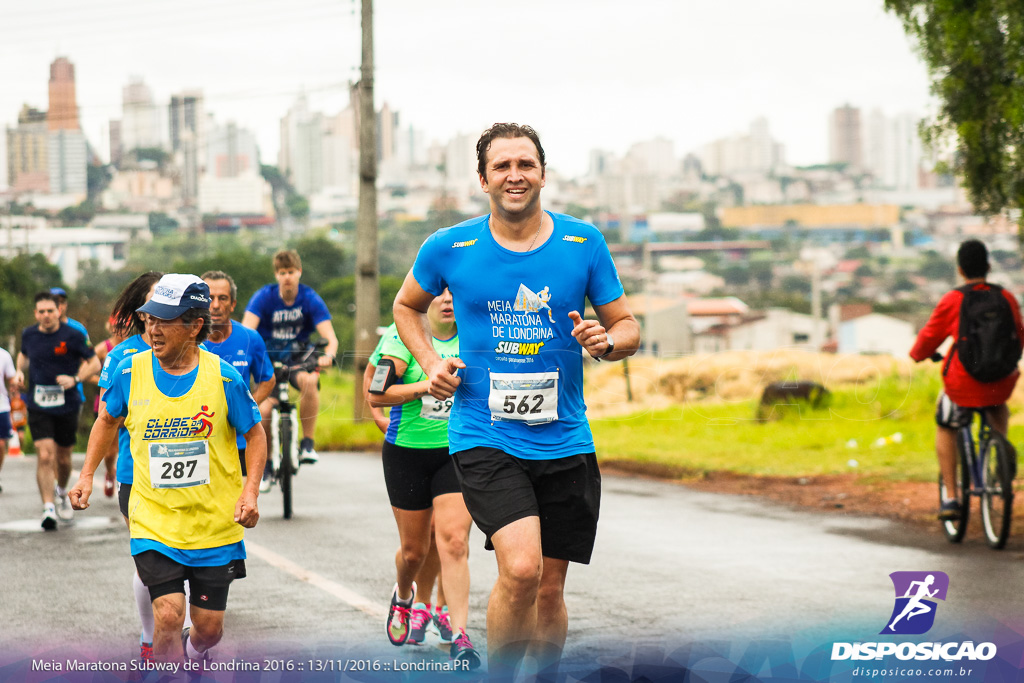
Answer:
[{"left": 1, "top": 0, "right": 935, "bottom": 178}]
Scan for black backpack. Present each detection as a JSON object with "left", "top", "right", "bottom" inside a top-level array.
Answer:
[{"left": 946, "top": 284, "right": 1022, "bottom": 383}]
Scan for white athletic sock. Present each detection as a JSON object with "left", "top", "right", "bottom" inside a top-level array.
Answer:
[
  {"left": 134, "top": 572, "right": 155, "bottom": 644},
  {"left": 185, "top": 634, "right": 204, "bottom": 659},
  {"left": 183, "top": 582, "right": 193, "bottom": 629},
  {"left": 942, "top": 496, "right": 957, "bottom": 504}
]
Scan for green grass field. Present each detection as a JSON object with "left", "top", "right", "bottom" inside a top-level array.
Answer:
[{"left": 314, "top": 360, "right": 1024, "bottom": 485}]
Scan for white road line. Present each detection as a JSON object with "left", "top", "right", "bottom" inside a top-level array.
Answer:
[{"left": 246, "top": 541, "right": 387, "bottom": 619}]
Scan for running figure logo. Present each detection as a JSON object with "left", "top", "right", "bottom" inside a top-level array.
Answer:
[
  {"left": 514, "top": 284, "right": 555, "bottom": 324},
  {"left": 190, "top": 406, "right": 216, "bottom": 438},
  {"left": 880, "top": 571, "right": 949, "bottom": 635}
]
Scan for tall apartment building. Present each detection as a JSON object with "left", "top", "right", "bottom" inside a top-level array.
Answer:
[
  {"left": 169, "top": 90, "right": 205, "bottom": 207},
  {"left": 698, "top": 117, "right": 785, "bottom": 176},
  {"left": 108, "top": 120, "right": 123, "bottom": 168},
  {"left": 279, "top": 94, "right": 325, "bottom": 197},
  {"left": 48, "top": 128, "right": 87, "bottom": 195},
  {"left": 206, "top": 120, "right": 259, "bottom": 178},
  {"left": 7, "top": 105, "right": 50, "bottom": 193},
  {"left": 863, "top": 109, "right": 923, "bottom": 191},
  {"left": 121, "top": 78, "right": 165, "bottom": 155},
  {"left": 829, "top": 104, "right": 862, "bottom": 170},
  {"left": 47, "top": 57, "right": 78, "bottom": 131},
  {"left": 47, "top": 57, "right": 86, "bottom": 196}
]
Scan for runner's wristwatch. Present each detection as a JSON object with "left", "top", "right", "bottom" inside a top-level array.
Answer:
[{"left": 597, "top": 333, "right": 615, "bottom": 360}]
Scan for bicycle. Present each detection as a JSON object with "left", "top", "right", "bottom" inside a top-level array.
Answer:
[
  {"left": 267, "top": 343, "right": 325, "bottom": 519},
  {"left": 932, "top": 356, "right": 1017, "bottom": 548}
]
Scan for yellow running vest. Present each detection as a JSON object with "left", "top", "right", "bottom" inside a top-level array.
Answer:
[{"left": 125, "top": 350, "right": 243, "bottom": 549}]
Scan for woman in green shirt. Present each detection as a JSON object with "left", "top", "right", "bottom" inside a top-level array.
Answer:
[{"left": 368, "top": 289, "right": 479, "bottom": 668}]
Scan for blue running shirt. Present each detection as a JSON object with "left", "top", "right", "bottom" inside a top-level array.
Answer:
[
  {"left": 412, "top": 211, "right": 623, "bottom": 460},
  {"left": 203, "top": 321, "right": 273, "bottom": 450},
  {"left": 244, "top": 283, "right": 331, "bottom": 360},
  {"left": 99, "top": 335, "right": 151, "bottom": 484}
]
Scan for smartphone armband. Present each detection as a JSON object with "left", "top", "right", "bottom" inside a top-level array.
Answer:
[{"left": 368, "top": 359, "right": 397, "bottom": 394}]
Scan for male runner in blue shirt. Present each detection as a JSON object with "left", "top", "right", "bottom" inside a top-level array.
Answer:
[
  {"left": 202, "top": 271, "right": 275, "bottom": 488},
  {"left": 242, "top": 250, "right": 338, "bottom": 465},
  {"left": 394, "top": 123, "right": 639, "bottom": 678}
]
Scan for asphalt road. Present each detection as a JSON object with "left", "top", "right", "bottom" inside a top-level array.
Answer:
[{"left": 2, "top": 450, "right": 1024, "bottom": 681}]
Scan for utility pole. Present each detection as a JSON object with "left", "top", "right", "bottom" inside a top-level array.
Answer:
[{"left": 353, "top": 0, "right": 379, "bottom": 420}]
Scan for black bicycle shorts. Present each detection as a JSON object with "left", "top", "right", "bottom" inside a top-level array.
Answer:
[
  {"left": 133, "top": 550, "right": 246, "bottom": 611},
  {"left": 935, "top": 392, "right": 1003, "bottom": 429},
  {"left": 452, "top": 447, "right": 601, "bottom": 565},
  {"left": 238, "top": 447, "right": 246, "bottom": 476},
  {"left": 27, "top": 410, "right": 78, "bottom": 447},
  {"left": 118, "top": 482, "right": 132, "bottom": 519},
  {"left": 382, "top": 441, "right": 460, "bottom": 510}
]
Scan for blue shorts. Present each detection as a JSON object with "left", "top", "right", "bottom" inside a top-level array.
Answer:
[{"left": 0, "top": 412, "right": 11, "bottom": 440}]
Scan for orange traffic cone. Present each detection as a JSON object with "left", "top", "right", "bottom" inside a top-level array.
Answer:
[{"left": 7, "top": 430, "right": 23, "bottom": 458}]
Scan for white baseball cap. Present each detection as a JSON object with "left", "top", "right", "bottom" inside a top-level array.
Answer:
[{"left": 137, "top": 273, "right": 211, "bottom": 320}]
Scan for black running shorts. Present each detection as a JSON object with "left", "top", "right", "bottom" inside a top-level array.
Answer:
[
  {"left": 118, "top": 482, "right": 131, "bottom": 519},
  {"left": 452, "top": 447, "right": 601, "bottom": 565},
  {"left": 134, "top": 550, "right": 245, "bottom": 611},
  {"left": 27, "top": 410, "right": 78, "bottom": 447},
  {"left": 382, "top": 441, "right": 460, "bottom": 510}
]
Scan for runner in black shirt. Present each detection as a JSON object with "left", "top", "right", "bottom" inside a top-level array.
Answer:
[{"left": 13, "top": 291, "right": 100, "bottom": 530}]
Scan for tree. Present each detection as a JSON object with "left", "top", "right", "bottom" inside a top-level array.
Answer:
[
  {"left": 885, "top": 1, "right": 1024, "bottom": 227},
  {"left": 0, "top": 254, "right": 64, "bottom": 342}
]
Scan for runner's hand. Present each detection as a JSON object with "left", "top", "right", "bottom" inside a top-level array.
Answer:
[
  {"left": 568, "top": 311, "right": 609, "bottom": 358},
  {"left": 235, "top": 492, "right": 259, "bottom": 528},
  {"left": 317, "top": 353, "right": 334, "bottom": 369},
  {"left": 427, "top": 357, "right": 465, "bottom": 400},
  {"left": 69, "top": 479, "right": 92, "bottom": 510}
]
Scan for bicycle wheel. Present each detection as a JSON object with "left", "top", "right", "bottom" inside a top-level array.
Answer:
[
  {"left": 939, "top": 433, "right": 971, "bottom": 543},
  {"left": 279, "top": 410, "right": 294, "bottom": 520},
  {"left": 981, "top": 435, "right": 1014, "bottom": 549}
]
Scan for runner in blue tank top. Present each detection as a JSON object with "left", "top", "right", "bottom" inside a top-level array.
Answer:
[{"left": 394, "top": 123, "right": 639, "bottom": 678}]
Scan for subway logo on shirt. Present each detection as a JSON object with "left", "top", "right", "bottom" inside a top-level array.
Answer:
[{"left": 494, "top": 341, "right": 545, "bottom": 356}]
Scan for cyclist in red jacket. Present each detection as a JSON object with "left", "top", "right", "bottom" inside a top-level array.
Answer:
[{"left": 910, "top": 239, "right": 1024, "bottom": 521}]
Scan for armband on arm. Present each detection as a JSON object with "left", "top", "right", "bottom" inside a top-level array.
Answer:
[{"left": 368, "top": 359, "right": 397, "bottom": 395}]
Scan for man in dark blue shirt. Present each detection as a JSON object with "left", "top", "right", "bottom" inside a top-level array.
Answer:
[
  {"left": 14, "top": 291, "right": 101, "bottom": 530},
  {"left": 242, "top": 249, "right": 338, "bottom": 465}
]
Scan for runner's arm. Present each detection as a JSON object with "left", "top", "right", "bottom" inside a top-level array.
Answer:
[
  {"left": 394, "top": 271, "right": 464, "bottom": 399},
  {"left": 76, "top": 354, "right": 102, "bottom": 383},
  {"left": 365, "top": 356, "right": 429, "bottom": 408},
  {"left": 361, "top": 363, "right": 391, "bottom": 433},
  {"left": 68, "top": 404, "right": 123, "bottom": 510},
  {"left": 241, "top": 311, "right": 260, "bottom": 330},
  {"left": 314, "top": 319, "right": 339, "bottom": 368},
  {"left": 569, "top": 296, "right": 640, "bottom": 361},
  {"left": 252, "top": 377, "right": 274, "bottom": 405},
  {"left": 13, "top": 352, "right": 28, "bottom": 387},
  {"left": 236, "top": 422, "right": 267, "bottom": 528}
]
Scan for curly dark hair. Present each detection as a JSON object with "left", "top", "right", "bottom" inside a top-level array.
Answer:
[{"left": 475, "top": 123, "right": 546, "bottom": 178}]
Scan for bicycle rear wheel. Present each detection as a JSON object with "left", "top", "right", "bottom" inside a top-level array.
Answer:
[
  {"left": 279, "top": 411, "right": 294, "bottom": 520},
  {"left": 940, "top": 434, "right": 971, "bottom": 543},
  {"left": 981, "top": 435, "right": 1014, "bottom": 549}
]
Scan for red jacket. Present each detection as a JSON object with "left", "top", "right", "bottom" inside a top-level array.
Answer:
[{"left": 909, "top": 282, "right": 1024, "bottom": 407}]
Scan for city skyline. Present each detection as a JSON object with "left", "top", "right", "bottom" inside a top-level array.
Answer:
[{"left": 1, "top": 0, "right": 934, "bottom": 180}]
